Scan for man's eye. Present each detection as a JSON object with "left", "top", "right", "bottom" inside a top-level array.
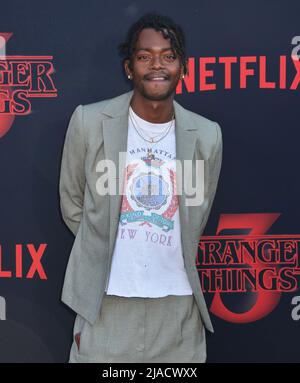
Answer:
[
  {"left": 165, "top": 55, "right": 176, "bottom": 60},
  {"left": 137, "top": 54, "right": 176, "bottom": 61}
]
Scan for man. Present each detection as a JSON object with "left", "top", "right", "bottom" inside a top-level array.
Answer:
[{"left": 59, "top": 12, "right": 222, "bottom": 363}]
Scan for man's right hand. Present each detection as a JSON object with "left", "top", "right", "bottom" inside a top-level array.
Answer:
[{"left": 75, "top": 332, "right": 81, "bottom": 351}]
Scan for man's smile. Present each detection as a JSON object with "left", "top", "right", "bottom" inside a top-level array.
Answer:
[
  {"left": 146, "top": 79, "right": 169, "bottom": 83},
  {"left": 145, "top": 73, "right": 170, "bottom": 82}
]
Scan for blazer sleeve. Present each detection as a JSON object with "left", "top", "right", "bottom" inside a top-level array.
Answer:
[{"left": 59, "top": 104, "right": 86, "bottom": 236}]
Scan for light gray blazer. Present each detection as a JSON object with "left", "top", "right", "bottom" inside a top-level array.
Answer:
[{"left": 59, "top": 89, "right": 222, "bottom": 333}]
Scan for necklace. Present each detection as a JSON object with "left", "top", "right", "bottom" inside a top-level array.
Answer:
[{"left": 129, "top": 107, "right": 175, "bottom": 144}]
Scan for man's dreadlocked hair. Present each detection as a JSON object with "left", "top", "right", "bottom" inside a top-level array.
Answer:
[{"left": 118, "top": 12, "right": 188, "bottom": 76}]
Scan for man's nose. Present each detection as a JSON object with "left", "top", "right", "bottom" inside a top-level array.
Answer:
[{"left": 150, "top": 55, "right": 164, "bottom": 68}]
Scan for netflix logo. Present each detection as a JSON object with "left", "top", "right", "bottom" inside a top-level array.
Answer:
[
  {"left": 175, "top": 37, "right": 300, "bottom": 94},
  {"left": 0, "top": 244, "right": 47, "bottom": 280}
]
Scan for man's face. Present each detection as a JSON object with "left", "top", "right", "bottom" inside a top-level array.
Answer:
[{"left": 125, "top": 28, "right": 183, "bottom": 101}]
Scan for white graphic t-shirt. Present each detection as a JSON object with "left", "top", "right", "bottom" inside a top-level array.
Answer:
[{"left": 105, "top": 106, "right": 193, "bottom": 297}]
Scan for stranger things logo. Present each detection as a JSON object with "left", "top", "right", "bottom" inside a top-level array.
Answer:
[
  {"left": 197, "top": 213, "right": 300, "bottom": 323},
  {"left": 0, "top": 32, "right": 57, "bottom": 138}
]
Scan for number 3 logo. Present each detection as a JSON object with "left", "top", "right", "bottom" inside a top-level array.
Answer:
[{"left": 210, "top": 213, "right": 282, "bottom": 323}]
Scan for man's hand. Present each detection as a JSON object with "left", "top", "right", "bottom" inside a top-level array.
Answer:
[{"left": 75, "top": 332, "right": 81, "bottom": 351}]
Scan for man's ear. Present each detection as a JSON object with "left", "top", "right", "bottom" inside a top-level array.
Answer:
[
  {"left": 124, "top": 59, "right": 131, "bottom": 78},
  {"left": 179, "top": 66, "right": 184, "bottom": 80},
  {"left": 183, "top": 59, "right": 188, "bottom": 76}
]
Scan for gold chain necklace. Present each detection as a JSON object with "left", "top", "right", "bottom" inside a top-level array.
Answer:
[{"left": 129, "top": 107, "right": 175, "bottom": 144}]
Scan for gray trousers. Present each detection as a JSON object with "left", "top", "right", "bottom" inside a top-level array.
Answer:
[{"left": 68, "top": 293, "right": 206, "bottom": 363}]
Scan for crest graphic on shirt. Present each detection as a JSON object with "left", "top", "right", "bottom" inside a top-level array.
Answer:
[{"left": 120, "top": 150, "right": 178, "bottom": 232}]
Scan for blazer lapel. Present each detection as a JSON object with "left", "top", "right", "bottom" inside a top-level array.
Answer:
[
  {"left": 102, "top": 93, "right": 132, "bottom": 257},
  {"left": 100, "top": 90, "right": 198, "bottom": 262},
  {"left": 173, "top": 101, "right": 199, "bottom": 263}
]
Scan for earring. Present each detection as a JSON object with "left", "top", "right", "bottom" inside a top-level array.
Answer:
[{"left": 128, "top": 74, "right": 131, "bottom": 79}]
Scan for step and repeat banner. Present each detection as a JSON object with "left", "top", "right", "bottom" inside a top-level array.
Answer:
[{"left": 0, "top": 0, "right": 300, "bottom": 363}]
